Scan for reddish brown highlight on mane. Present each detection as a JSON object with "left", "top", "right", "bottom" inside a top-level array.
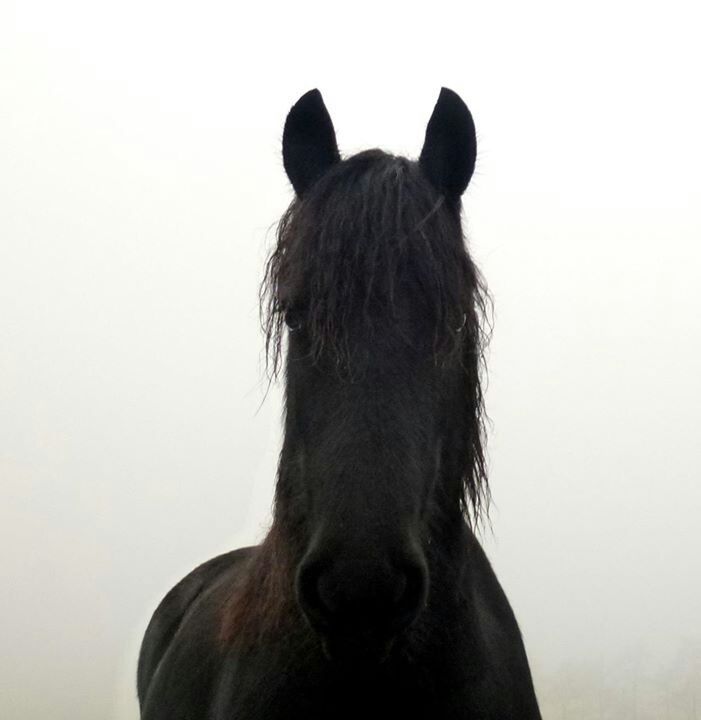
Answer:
[{"left": 219, "top": 522, "right": 301, "bottom": 646}]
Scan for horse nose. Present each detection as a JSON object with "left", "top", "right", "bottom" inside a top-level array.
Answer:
[{"left": 296, "top": 547, "right": 428, "bottom": 640}]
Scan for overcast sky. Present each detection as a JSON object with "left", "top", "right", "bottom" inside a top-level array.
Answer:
[{"left": 2, "top": 1, "right": 700, "bottom": 718}]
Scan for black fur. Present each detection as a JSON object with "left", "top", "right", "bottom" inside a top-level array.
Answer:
[
  {"left": 419, "top": 87, "right": 477, "bottom": 204},
  {"left": 138, "top": 89, "right": 541, "bottom": 720},
  {"left": 282, "top": 88, "right": 340, "bottom": 196}
]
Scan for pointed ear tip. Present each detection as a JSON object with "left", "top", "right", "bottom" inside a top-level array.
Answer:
[
  {"left": 293, "top": 88, "right": 323, "bottom": 109},
  {"left": 438, "top": 87, "right": 459, "bottom": 100},
  {"left": 284, "top": 89, "right": 325, "bottom": 137},
  {"left": 438, "top": 87, "right": 469, "bottom": 110}
]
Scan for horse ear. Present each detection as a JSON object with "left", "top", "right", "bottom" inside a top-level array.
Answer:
[
  {"left": 282, "top": 89, "right": 340, "bottom": 197},
  {"left": 419, "top": 88, "right": 477, "bottom": 203}
]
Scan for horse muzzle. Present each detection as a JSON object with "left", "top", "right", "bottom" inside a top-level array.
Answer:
[{"left": 295, "top": 538, "right": 429, "bottom": 663}]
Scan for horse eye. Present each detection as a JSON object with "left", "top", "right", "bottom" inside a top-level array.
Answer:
[
  {"left": 284, "top": 308, "right": 302, "bottom": 332},
  {"left": 455, "top": 314, "right": 467, "bottom": 333}
]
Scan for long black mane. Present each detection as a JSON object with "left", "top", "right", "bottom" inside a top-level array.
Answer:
[{"left": 261, "top": 149, "right": 492, "bottom": 525}]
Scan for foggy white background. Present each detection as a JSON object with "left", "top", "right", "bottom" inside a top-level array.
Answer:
[{"left": 2, "top": 1, "right": 700, "bottom": 718}]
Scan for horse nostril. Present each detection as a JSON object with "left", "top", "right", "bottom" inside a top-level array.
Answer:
[
  {"left": 389, "top": 561, "right": 428, "bottom": 633},
  {"left": 296, "top": 553, "right": 428, "bottom": 637},
  {"left": 296, "top": 559, "right": 334, "bottom": 632}
]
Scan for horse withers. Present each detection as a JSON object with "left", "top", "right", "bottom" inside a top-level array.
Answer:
[{"left": 137, "top": 88, "right": 542, "bottom": 720}]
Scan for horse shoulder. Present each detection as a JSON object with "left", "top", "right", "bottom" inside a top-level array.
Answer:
[
  {"left": 137, "top": 546, "right": 257, "bottom": 707},
  {"left": 463, "top": 533, "right": 542, "bottom": 718}
]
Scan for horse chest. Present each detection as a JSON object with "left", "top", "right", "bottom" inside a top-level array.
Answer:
[{"left": 209, "top": 642, "right": 496, "bottom": 720}]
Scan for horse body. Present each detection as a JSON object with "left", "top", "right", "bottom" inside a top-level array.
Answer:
[
  {"left": 139, "top": 530, "right": 539, "bottom": 719},
  {"left": 138, "top": 88, "right": 542, "bottom": 719}
]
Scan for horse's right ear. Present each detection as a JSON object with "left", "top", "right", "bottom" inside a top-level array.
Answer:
[{"left": 283, "top": 89, "right": 340, "bottom": 197}]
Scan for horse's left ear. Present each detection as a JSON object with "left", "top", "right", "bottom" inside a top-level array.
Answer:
[
  {"left": 419, "top": 88, "right": 477, "bottom": 203},
  {"left": 283, "top": 89, "right": 340, "bottom": 197}
]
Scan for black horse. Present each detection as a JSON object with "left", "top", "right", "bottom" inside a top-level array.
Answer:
[{"left": 137, "top": 88, "right": 542, "bottom": 719}]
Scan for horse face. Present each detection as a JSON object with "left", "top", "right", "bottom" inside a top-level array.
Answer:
[
  {"left": 268, "top": 87, "right": 482, "bottom": 663},
  {"left": 284, "top": 316, "right": 450, "bottom": 662}
]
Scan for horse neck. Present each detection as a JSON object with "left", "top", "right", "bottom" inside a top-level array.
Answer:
[
  {"left": 426, "top": 502, "right": 474, "bottom": 587},
  {"left": 222, "top": 470, "right": 474, "bottom": 648},
  {"left": 219, "top": 518, "right": 303, "bottom": 645}
]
